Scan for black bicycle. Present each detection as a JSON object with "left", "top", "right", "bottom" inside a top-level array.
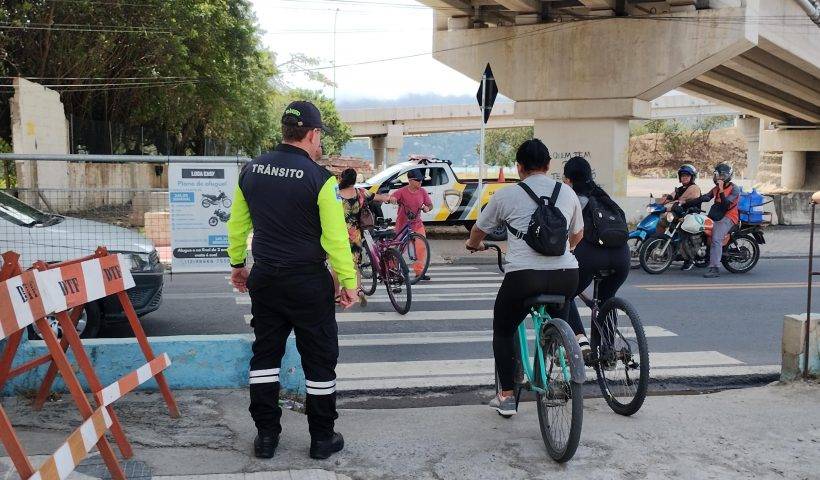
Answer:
[{"left": 578, "top": 270, "right": 649, "bottom": 416}]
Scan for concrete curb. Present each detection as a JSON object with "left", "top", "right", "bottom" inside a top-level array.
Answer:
[{"left": 0, "top": 334, "right": 305, "bottom": 396}]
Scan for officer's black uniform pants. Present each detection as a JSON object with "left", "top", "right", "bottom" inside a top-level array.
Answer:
[{"left": 246, "top": 263, "right": 338, "bottom": 441}]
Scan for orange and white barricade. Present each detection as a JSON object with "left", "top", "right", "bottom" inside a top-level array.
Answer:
[
  {"left": 0, "top": 252, "right": 126, "bottom": 479},
  {"left": 0, "top": 247, "right": 179, "bottom": 480}
]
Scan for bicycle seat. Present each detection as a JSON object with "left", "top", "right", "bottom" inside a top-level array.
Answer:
[
  {"left": 595, "top": 269, "right": 616, "bottom": 278},
  {"left": 523, "top": 294, "right": 565, "bottom": 310}
]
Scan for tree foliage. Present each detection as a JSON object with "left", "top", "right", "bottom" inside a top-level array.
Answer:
[
  {"left": 0, "top": 1, "right": 349, "bottom": 156},
  {"left": 479, "top": 126, "right": 533, "bottom": 167}
]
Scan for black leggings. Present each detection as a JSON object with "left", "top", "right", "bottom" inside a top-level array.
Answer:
[
  {"left": 567, "top": 240, "right": 630, "bottom": 335},
  {"left": 493, "top": 269, "right": 578, "bottom": 391}
]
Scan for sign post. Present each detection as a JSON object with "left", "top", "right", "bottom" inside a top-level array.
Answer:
[{"left": 476, "top": 63, "right": 498, "bottom": 204}]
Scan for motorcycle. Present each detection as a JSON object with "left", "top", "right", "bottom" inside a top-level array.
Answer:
[
  {"left": 639, "top": 205, "right": 764, "bottom": 275},
  {"left": 208, "top": 209, "right": 231, "bottom": 227},
  {"left": 628, "top": 195, "right": 666, "bottom": 268},
  {"left": 202, "top": 190, "right": 232, "bottom": 209}
]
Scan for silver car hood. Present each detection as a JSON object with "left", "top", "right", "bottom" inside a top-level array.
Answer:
[{"left": 2, "top": 215, "right": 154, "bottom": 267}]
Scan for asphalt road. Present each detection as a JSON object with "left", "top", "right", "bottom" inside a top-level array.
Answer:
[{"left": 101, "top": 257, "right": 808, "bottom": 390}]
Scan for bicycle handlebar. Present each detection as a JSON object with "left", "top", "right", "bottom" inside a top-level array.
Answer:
[{"left": 467, "top": 243, "right": 505, "bottom": 273}]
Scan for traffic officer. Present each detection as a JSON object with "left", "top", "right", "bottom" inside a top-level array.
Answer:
[{"left": 226, "top": 100, "right": 357, "bottom": 460}]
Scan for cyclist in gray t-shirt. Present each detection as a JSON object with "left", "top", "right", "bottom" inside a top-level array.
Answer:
[{"left": 466, "top": 139, "right": 586, "bottom": 416}]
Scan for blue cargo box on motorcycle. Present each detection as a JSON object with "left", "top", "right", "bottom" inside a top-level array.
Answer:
[{"left": 738, "top": 188, "right": 770, "bottom": 224}]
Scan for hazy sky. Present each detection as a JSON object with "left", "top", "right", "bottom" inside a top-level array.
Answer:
[{"left": 249, "top": 0, "right": 480, "bottom": 101}]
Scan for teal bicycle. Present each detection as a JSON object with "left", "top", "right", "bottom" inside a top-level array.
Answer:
[{"left": 481, "top": 244, "right": 585, "bottom": 463}]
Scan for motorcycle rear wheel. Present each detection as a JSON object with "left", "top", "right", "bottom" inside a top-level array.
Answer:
[
  {"left": 722, "top": 233, "right": 759, "bottom": 274},
  {"left": 639, "top": 235, "right": 674, "bottom": 274}
]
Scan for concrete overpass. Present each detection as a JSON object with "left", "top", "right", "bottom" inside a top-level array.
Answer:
[
  {"left": 413, "top": 0, "right": 820, "bottom": 195},
  {"left": 340, "top": 94, "right": 746, "bottom": 172}
]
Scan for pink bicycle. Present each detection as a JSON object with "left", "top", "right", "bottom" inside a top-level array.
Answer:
[{"left": 360, "top": 217, "right": 413, "bottom": 314}]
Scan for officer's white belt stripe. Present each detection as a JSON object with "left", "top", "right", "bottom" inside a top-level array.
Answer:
[
  {"left": 250, "top": 368, "right": 280, "bottom": 377},
  {"left": 249, "top": 375, "right": 279, "bottom": 384}
]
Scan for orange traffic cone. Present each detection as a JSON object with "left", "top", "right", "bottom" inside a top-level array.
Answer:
[{"left": 498, "top": 167, "right": 505, "bottom": 182}]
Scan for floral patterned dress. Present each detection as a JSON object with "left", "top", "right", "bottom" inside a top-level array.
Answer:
[{"left": 342, "top": 188, "right": 374, "bottom": 263}]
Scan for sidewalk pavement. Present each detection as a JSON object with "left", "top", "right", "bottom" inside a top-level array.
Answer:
[{"left": 2, "top": 382, "right": 818, "bottom": 479}]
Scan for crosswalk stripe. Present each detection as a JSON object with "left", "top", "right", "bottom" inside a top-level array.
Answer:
[
  {"left": 364, "top": 296, "right": 495, "bottom": 304},
  {"left": 427, "top": 266, "right": 477, "bottom": 271},
  {"left": 337, "top": 351, "right": 741, "bottom": 382},
  {"left": 405, "top": 283, "right": 502, "bottom": 290},
  {"left": 426, "top": 271, "right": 500, "bottom": 276},
  {"left": 644, "top": 283, "right": 815, "bottom": 291},
  {"left": 335, "top": 308, "right": 593, "bottom": 323},
  {"left": 336, "top": 364, "right": 780, "bottom": 391},
  {"left": 337, "top": 326, "right": 676, "bottom": 346},
  {"left": 245, "top": 314, "right": 252, "bottom": 324},
  {"left": 421, "top": 276, "right": 505, "bottom": 282}
]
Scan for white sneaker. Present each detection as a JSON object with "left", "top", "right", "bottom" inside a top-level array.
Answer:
[{"left": 489, "top": 393, "right": 517, "bottom": 416}]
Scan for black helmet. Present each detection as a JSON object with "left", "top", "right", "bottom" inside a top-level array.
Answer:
[
  {"left": 713, "top": 163, "right": 733, "bottom": 184},
  {"left": 678, "top": 164, "right": 697, "bottom": 183}
]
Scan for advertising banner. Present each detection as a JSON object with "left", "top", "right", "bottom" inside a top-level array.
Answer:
[{"left": 169, "top": 163, "right": 241, "bottom": 272}]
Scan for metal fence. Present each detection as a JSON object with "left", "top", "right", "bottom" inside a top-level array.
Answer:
[{"left": 0, "top": 154, "right": 249, "bottom": 272}]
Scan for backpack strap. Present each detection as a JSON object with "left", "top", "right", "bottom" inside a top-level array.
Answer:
[
  {"left": 517, "top": 182, "right": 542, "bottom": 204},
  {"left": 548, "top": 182, "right": 561, "bottom": 206}
]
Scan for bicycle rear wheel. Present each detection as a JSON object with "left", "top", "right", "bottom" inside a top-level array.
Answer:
[
  {"left": 383, "top": 248, "right": 412, "bottom": 315},
  {"left": 401, "top": 232, "right": 431, "bottom": 284},
  {"left": 359, "top": 241, "right": 378, "bottom": 296},
  {"left": 535, "top": 321, "right": 583, "bottom": 463},
  {"left": 494, "top": 334, "right": 524, "bottom": 419},
  {"left": 592, "top": 297, "right": 649, "bottom": 416}
]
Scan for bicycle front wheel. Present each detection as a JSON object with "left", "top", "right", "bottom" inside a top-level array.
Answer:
[
  {"left": 383, "top": 248, "right": 412, "bottom": 315},
  {"left": 402, "top": 232, "right": 431, "bottom": 285},
  {"left": 359, "top": 241, "right": 378, "bottom": 296},
  {"left": 592, "top": 297, "right": 649, "bottom": 416},
  {"left": 535, "top": 321, "right": 583, "bottom": 463}
]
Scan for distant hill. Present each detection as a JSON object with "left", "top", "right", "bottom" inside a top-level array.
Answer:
[
  {"left": 339, "top": 93, "right": 512, "bottom": 164},
  {"left": 343, "top": 131, "right": 481, "bottom": 165},
  {"left": 337, "top": 93, "right": 512, "bottom": 109}
]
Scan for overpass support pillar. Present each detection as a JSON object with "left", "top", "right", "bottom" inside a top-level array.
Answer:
[
  {"left": 385, "top": 124, "right": 405, "bottom": 167},
  {"left": 532, "top": 117, "right": 631, "bottom": 198},
  {"left": 521, "top": 100, "right": 648, "bottom": 198},
  {"left": 370, "top": 136, "right": 386, "bottom": 171},
  {"left": 736, "top": 116, "right": 762, "bottom": 181},
  {"left": 781, "top": 151, "right": 807, "bottom": 190}
]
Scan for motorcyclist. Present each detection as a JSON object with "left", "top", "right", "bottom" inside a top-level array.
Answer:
[
  {"left": 682, "top": 163, "right": 740, "bottom": 278},
  {"left": 656, "top": 164, "right": 702, "bottom": 270}
]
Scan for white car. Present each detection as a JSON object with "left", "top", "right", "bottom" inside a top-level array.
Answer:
[{"left": 0, "top": 190, "right": 164, "bottom": 338}]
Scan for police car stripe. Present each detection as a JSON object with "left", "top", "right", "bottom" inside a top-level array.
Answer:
[
  {"left": 250, "top": 368, "right": 280, "bottom": 377},
  {"left": 249, "top": 375, "right": 279, "bottom": 384}
]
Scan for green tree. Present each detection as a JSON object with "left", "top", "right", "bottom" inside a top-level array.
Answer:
[
  {"left": 479, "top": 127, "right": 533, "bottom": 167},
  {"left": 0, "top": 1, "right": 352, "bottom": 156}
]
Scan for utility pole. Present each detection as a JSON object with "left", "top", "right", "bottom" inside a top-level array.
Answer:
[{"left": 333, "top": 8, "right": 339, "bottom": 101}]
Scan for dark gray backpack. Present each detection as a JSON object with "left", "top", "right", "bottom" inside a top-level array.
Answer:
[{"left": 506, "top": 182, "right": 568, "bottom": 256}]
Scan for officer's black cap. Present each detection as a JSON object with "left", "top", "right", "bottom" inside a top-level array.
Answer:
[{"left": 282, "top": 101, "right": 331, "bottom": 134}]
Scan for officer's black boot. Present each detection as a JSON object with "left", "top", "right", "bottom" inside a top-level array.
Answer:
[
  {"left": 254, "top": 433, "right": 279, "bottom": 459},
  {"left": 309, "top": 432, "right": 344, "bottom": 459}
]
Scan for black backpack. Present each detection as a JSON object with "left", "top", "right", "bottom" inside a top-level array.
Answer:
[
  {"left": 585, "top": 190, "right": 628, "bottom": 248},
  {"left": 506, "top": 182, "right": 568, "bottom": 256}
]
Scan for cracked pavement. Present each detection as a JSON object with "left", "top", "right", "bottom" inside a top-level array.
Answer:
[{"left": 1, "top": 382, "right": 819, "bottom": 479}]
